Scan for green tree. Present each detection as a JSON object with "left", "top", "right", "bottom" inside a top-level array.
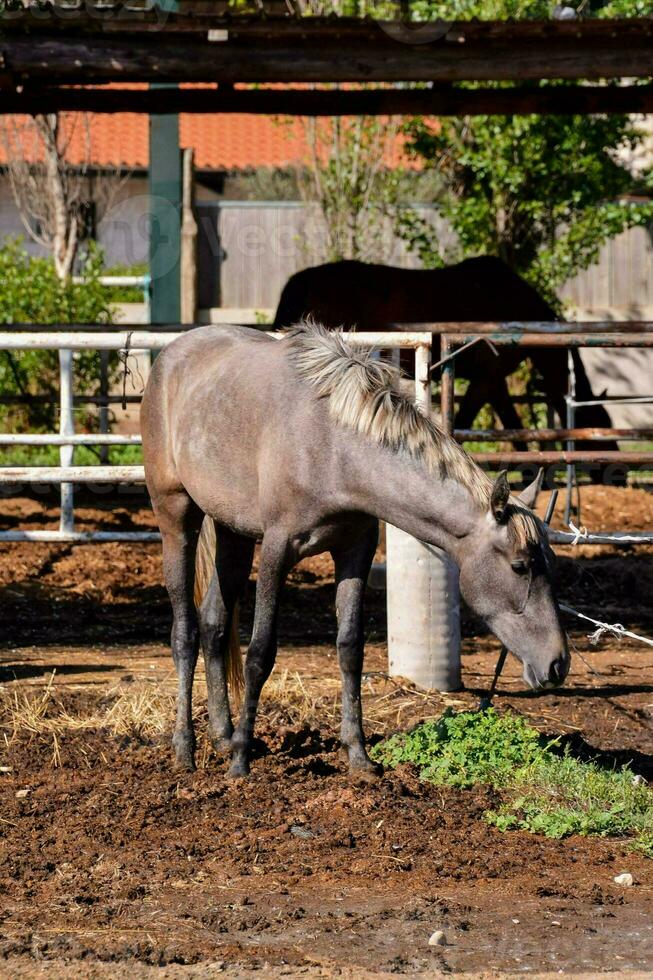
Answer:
[
  {"left": 394, "top": 0, "right": 653, "bottom": 305},
  {"left": 296, "top": 113, "right": 404, "bottom": 263},
  {"left": 401, "top": 102, "right": 652, "bottom": 305}
]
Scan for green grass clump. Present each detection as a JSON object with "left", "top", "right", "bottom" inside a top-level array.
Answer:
[
  {"left": 371, "top": 708, "right": 653, "bottom": 856},
  {"left": 372, "top": 707, "right": 548, "bottom": 787}
]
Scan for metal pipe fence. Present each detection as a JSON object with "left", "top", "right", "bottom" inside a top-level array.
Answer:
[
  {"left": 2, "top": 323, "right": 653, "bottom": 546},
  {"left": 0, "top": 328, "right": 432, "bottom": 543},
  {"left": 437, "top": 323, "right": 653, "bottom": 545}
]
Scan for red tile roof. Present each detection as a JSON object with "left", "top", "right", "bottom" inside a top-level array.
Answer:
[{"left": 0, "top": 107, "right": 413, "bottom": 170}]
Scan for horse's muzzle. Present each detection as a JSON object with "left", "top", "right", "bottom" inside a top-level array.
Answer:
[{"left": 523, "top": 651, "right": 570, "bottom": 691}]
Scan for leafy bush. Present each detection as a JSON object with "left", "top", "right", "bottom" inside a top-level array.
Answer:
[
  {"left": 372, "top": 708, "right": 653, "bottom": 856},
  {"left": 102, "top": 262, "right": 149, "bottom": 303},
  {"left": 0, "top": 238, "right": 114, "bottom": 435}
]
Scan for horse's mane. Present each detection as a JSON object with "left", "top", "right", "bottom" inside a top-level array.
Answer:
[{"left": 286, "top": 319, "right": 541, "bottom": 548}]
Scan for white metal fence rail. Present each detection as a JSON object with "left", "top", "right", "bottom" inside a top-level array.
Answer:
[{"left": 0, "top": 329, "right": 432, "bottom": 543}]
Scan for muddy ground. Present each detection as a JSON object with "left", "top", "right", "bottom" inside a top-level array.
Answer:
[{"left": 1, "top": 486, "right": 653, "bottom": 978}]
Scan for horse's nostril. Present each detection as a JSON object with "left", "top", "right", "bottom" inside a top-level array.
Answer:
[{"left": 548, "top": 654, "right": 568, "bottom": 686}]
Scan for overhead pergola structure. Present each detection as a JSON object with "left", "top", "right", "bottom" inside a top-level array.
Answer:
[{"left": 1, "top": 7, "right": 653, "bottom": 115}]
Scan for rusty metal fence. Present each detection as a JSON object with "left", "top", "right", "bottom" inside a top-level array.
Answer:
[{"left": 434, "top": 320, "right": 653, "bottom": 545}]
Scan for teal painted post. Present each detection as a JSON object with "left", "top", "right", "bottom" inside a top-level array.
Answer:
[
  {"left": 149, "top": 0, "right": 181, "bottom": 325},
  {"left": 149, "top": 113, "right": 181, "bottom": 325}
]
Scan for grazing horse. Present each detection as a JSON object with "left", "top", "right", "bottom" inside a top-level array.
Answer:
[
  {"left": 141, "top": 321, "right": 569, "bottom": 778},
  {"left": 274, "top": 256, "right": 618, "bottom": 465}
]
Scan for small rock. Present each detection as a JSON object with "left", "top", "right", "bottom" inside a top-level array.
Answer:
[
  {"left": 614, "top": 873, "right": 633, "bottom": 887},
  {"left": 0, "top": 766, "right": 12, "bottom": 773},
  {"left": 290, "top": 825, "right": 314, "bottom": 840},
  {"left": 15, "top": 789, "right": 29, "bottom": 799},
  {"left": 512, "top": 918, "right": 520, "bottom": 924},
  {"left": 428, "top": 929, "right": 447, "bottom": 947}
]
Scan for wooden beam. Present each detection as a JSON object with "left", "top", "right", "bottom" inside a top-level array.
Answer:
[
  {"left": 1, "top": 11, "right": 652, "bottom": 43},
  {"left": 4, "top": 84, "right": 653, "bottom": 116},
  {"left": 3, "top": 27, "right": 653, "bottom": 85}
]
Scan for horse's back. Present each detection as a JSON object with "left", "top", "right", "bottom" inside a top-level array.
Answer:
[
  {"left": 141, "top": 326, "right": 279, "bottom": 510},
  {"left": 274, "top": 261, "right": 422, "bottom": 329},
  {"left": 145, "top": 323, "right": 272, "bottom": 403},
  {"left": 273, "top": 256, "right": 554, "bottom": 329}
]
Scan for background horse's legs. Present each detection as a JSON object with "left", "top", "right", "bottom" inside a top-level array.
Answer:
[
  {"left": 200, "top": 525, "right": 254, "bottom": 754},
  {"left": 156, "top": 490, "right": 204, "bottom": 771},
  {"left": 455, "top": 378, "right": 493, "bottom": 430},
  {"left": 229, "top": 528, "right": 289, "bottom": 778},
  {"left": 456, "top": 373, "right": 525, "bottom": 448},
  {"left": 491, "top": 376, "right": 526, "bottom": 433},
  {"left": 332, "top": 522, "right": 379, "bottom": 774}
]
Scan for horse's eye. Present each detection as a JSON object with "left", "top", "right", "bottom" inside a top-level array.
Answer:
[{"left": 511, "top": 560, "right": 530, "bottom": 576}]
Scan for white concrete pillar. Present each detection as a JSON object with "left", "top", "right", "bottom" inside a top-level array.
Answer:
[
  {"left": 386, "top": 526, "right": 462, "bottom": 691},
  {"left": 384, "top": 339, "right": 461, "bottom": 692}
]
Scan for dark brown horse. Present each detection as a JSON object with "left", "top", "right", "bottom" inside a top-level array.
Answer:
[{"left": 274, "top": 256, "right": 618, "bottom": 475}]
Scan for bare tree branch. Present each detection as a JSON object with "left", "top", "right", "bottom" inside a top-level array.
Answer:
[
  {"left": 296, "top": 98, "right": 403, "bottom": 264},
  {"left": 0, "top": 112, "right": 129, "bottom": 280}
]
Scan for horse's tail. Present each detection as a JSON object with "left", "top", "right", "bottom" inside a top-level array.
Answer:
[{"left": 193, "top": 516, "right": 244, "bottom": 696}]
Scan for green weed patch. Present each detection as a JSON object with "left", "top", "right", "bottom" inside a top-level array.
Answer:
[{"left": 371, "top": 709, "right": 653, "bottom": 856}]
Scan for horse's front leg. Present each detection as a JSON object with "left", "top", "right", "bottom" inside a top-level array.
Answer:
[
  {"left": 332, "top": 522, "right": 380, "bottom": 775},
  {"left": 156, "top": 490, "right": 203, "bottom": 771},
  {"left": 229, "top": 528, "right": 289, "bottom": 778}
]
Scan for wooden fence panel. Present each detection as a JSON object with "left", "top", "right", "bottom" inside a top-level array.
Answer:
[
  {"left": 196, "top": 201, "right": 653, "bottom": 320},
  {"left": 561, "top": 223, "right": 653, "bottom": 318}
]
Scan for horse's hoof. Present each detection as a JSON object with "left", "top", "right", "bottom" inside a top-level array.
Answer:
[
  {"left": 172, "top": 733, "right": 196, "bottom": 771},
  {"left": 173, "top": 753, "right": 196, "bottom": 772},
  {"left": 227, "top": 760, "right": 249, "bottom": 779},
  {"left": 348, "top": 760, "right": 383, "bottom": 783},
  {"left": 210, "top": 735, "right": 233, "bottom": 757}
]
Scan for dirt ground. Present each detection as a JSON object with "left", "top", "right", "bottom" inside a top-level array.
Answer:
[{"left": 1, "top": 486, "right": 653, "bottom": 977}]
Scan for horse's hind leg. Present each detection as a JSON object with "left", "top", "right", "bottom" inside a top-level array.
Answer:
[
  {"left": 156, "top": 490, "right": 203, "bottom": 770},
  {"left": 332, "top": 522, "right": 380, "bottom": 775},
  {"left": 229, "top": 528, "right": 289, "bottom": 778},
  {"left": 200, "top": 525, "right": 254, "bottom": 754}
]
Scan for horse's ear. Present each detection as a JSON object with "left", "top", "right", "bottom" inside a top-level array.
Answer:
[
  {"left": 490, "top": 470, "right": 511, "bottom": 523},
  {"left": 517, "top": 468, "right": 544, "bottom": 510}
]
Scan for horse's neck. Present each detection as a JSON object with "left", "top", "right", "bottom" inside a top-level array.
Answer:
[{"left": 342, "top": 437, "right": 480, "bottom": 559}]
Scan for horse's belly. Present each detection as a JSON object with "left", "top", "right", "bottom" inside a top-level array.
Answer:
[{"left": 172, "top": 422, "right": 265, "bottom": 538}]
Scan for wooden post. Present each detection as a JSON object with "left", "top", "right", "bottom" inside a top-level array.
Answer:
[{"left": 181, "top": 147, "right": 198, "bottom": 325}]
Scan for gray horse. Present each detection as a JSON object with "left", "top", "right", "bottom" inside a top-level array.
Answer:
[{"left": 141, "top": 321, "right": 569, "bottom": 778}]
